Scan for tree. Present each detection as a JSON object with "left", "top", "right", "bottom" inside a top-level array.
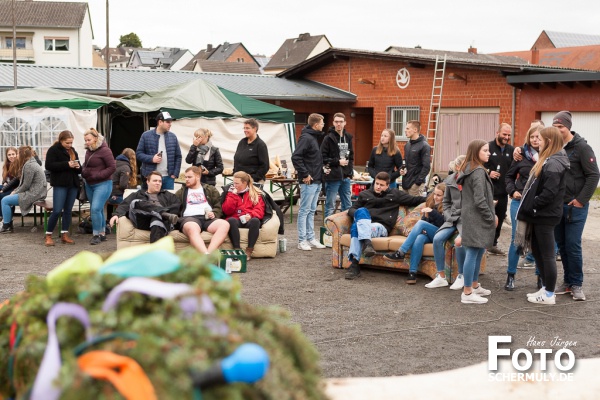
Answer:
[{"left": 118, "top": 32, "right": 142, "bottom": 48}]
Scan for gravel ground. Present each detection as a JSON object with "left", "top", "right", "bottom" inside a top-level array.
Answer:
[{"left": 2, "top": 201, "right": 600, "bottom": 378}]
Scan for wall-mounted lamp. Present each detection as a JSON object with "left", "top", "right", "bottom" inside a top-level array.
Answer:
[
  {"left": 448, "top": 72, "right": 468, "bottom": 83},
  {"left": 358, "top": 78, "right": 376, "bottom": 86}
]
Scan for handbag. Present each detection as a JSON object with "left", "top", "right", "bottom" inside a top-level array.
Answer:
[{"left": 78, "top": 177, "right": 88, "bottom": 202}]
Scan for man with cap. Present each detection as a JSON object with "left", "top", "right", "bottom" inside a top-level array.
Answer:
[
  {"left": 552, "top": 111, "right": 599, "bottom": 301},
  {"left": 136, "top": 111, "right": 182, "bottom": 190}
]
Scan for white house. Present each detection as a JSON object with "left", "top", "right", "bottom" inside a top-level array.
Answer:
[{"left": 0, "top": 1, "right": 93, "bottom": 67}]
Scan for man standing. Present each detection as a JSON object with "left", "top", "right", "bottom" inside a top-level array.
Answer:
[
  {"left": 109, "top": 171, "right": 181, "bottom": 243},
  {"left": 292, "top": 113, "right": 326, "bottom": 251},
  {"left": 484, "top": 123, "right": 514, "bottom": 255},
  {"left": 400, "top": 120, "right": 430, "bottom": 196},
  {"left": 176, "top": 166, "right": 230, "bottom": 254},
  {"left": 321, "top": 112, "right": 354, "bottom": 218},
  {"left": 136, "top": 111, "right": 182, "bottom": 190},
  {"left": 552, "top": 111, "right": 599, "bottom": 301},
  {"left": 345, "top": 172, "right": 426, "bottom": 280}
]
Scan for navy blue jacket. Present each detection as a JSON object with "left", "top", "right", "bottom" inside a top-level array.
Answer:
[{"left": 136, "top": 128, "right": 182, "bottom": 179}]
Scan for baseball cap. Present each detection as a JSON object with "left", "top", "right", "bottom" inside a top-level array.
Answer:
[{"left": 156, "top": 111, "right": 173, "bottom": 121}]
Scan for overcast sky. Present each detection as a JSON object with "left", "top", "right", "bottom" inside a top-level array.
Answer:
[{"left": 80, "top": 0, "right": 600, "bottom": 56}]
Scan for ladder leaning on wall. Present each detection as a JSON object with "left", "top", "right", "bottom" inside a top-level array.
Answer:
[{"left": 425, "top": 54, "right": 447, "bottom": 190}]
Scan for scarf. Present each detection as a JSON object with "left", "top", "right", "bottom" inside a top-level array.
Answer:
[
  {"left": 513, "top": 174, "right": 536, "bottom": 255},
  {"left": 523, "top": 144, "right": 539, "bottom": 162}
]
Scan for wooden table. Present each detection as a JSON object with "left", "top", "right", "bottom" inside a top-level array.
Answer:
[{"left": 270, "top": 178, "right": 300, "bottom": 223}]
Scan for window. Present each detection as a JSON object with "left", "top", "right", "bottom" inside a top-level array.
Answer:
[
  {"left": 237, "top": 57, "right": 245, "bottom": 62},
  {"left": 5, "top": 37, "right": 26, "bottom": 49},
  {"left": 387, "top": 106, "right": 420, "bottom": 140},
  {"left": 44, "top": 38, "right": 69, "bottom": 51}
]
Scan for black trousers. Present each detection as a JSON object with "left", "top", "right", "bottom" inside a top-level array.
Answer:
[
  {"left": 227, "top": 217, "right": 260, "bottom": 249},
  {"left": 531, "top": 223, "right": 558, "bottom": 292},
  {"left": 128, "top": 200, "right": 170, "bottom": 243},
  {"left": 493, "top": 195, "right": 508, "bottom": 246}
]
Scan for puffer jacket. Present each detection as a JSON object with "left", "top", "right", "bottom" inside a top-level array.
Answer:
[
  {"left": 136, "top": 128, "right": 182, "bottom": 179},
  {"left": 222, "top": 190, "right": 266, "bottom": 220},
  {"left": 402, "top": 134, "right": 430, "bottom": 190},
  {"left": 82, "top": 141, "right": 116, "bottom": 185},
  {"left": 456, "top": 162, "right": 495, "bottom": 248},
  {"left": 111, "top": 155, "right": 133, "bottom": 197}
]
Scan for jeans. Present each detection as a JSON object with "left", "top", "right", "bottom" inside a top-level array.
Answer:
[
  {"left": 297, "top": 182, "right": 321, "bottom": 242},
  {"left": 348, "top": 221, "right": 387, "bottom": 261},
  {"left": 531, "top": 223, "right": 558, "bottom": 292},
  {"left": 1, "top": 194, "right": 19, "bottom": 224},
  {"left": 433, "top": 226, "right": 464, "bottom": 274},
  {"left": 507, "top": 199, "right": 535, "bottom": 274},
  {"left": 161, "top": 176, "right": 175, "bottom": 190},
  {"left": 399, "top": 220, "right": 438, "bottom": 273},
  {"left": 555, "top": 203, "right": 588, "bottom": 286},
  {"left": 85, "top": 180, "right": 112, "bottom": 235},
  {"left": 463, "top": 246, "right": 485, "bottom": 287},
  {"left": 324, "top": 178, "right": 351, "bottom": 218},
  {"left": 47, "top": 186, "right": 78, "bottom": 233}
]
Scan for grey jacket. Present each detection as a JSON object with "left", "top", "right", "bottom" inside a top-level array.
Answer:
[
  {"left": 438, "top": 172, "right": 462, "bottom": 233},
  {"left": 14, "top": 158, "right": 47, "bottom": 215},
  {"left": 457, "top": 163, "right": 495, "bottom": 249}
]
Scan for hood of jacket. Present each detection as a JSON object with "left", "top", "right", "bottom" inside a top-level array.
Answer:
[
  {"left": 564, "top": 132, "right": 584, "bottom": 150},
  {"left": 301, "top": 125, "right": 323, "bottom": 139},
  {"left": 456, "top": 162, "right": 484, "bottom": 185},
  {"left": 547, "top": 149, "right": 570, "bottom": 171},
  {"left": 326, "top": 126, "right": 352, "bottom": 141},
  {"left": 409, "top": 134, "right": 426, "bottom": 145},
  {"left": 116, "top": 154, "right": 130, "bottom": 163}
]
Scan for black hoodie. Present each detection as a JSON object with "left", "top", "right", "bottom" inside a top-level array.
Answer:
[
  {"left": 562, "top": 132, "right": 599, "bottom": 205},
  {"left": 320, "top": 127, "right": 354, "bottom": 181},
  {"left": 292, "top": 125, "right": 324, "bottom": 184},
  {"left": 402, "top": 134, "right": 431, "bottom": 190}
]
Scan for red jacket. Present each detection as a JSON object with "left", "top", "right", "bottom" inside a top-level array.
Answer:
[{"left": 222, "top": 190, "right": 265, "bottom": 220}]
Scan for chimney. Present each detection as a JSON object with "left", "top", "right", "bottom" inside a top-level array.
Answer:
[
  {"left": 468, "top": 46, "right": 477, "bottom": 54},
  {"left": 223, "top": 42, "right": 229, "bottom": 50},
  {"left": 531, "top": 48, "right": 539, "bottom": 64},
  {"left": 298, "top": 33, "right": 310, "bottom": 41},
  {"left": 207, "top": 44, "right": 213, "bottom": 52}
]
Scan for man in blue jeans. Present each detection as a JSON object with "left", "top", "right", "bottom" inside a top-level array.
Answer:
[
  {"left": 321, "top": 112, "right": 354, "bottom": 218},
  {"left": 292, "top": 113, "right": 326, "bottom": 251},
  {"left": 552, "top": 111, "right": 599, "bottom": 301}
]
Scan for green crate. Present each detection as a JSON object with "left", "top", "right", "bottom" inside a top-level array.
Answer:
[{"left": 219, "top": 249, "right": 247, "bottom": 273}]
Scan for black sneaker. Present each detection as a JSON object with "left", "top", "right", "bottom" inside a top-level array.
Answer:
[
  {"left": 406, "top": 272, "right": 417, "bottom": 284},
  {"left": 362, "top": 241, "right": 376, "bottom": 258},
  {"left": 383, "top": 251, "right": 405, "bottom": 261},
  {"left": 504, "top": 274, "right": 515, "bottom": 291},
  {"left": 345, "top": 261, "right": 361, "bottom": 280},
  {"left": 0, "top": 223, "right": 14, "bottom": 233},
  {"left": 161, "top": 212, "right": 179, "bottom": 225},
  {"left": 90, "top": 235, "right": 102, "bottom": 245},
  {"left": 100, "top": 234, "right": 107, "bottom": 242}
]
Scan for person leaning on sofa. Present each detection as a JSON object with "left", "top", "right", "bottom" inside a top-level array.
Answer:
[
  {"left": 344, "top": 171, "right": 426, "bottom": 280},
  {"left": 109, "top": 171, "right": 181, "bottom": 243}
]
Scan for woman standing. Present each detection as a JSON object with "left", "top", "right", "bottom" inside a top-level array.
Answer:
[
  {"left": 233, "top": 119, "right": 269, "bottom": 183},
  {"left": 1, "top": 147, "right": 18, "bottom": 204},
  {"left": 383, "top": 183, "right": 446, "bottom": 284},
  {"left": 44, "top": 130, "right": 82, "bottom": 246},
  {"left": 424, "top": 155, "right": 467, "bottom": 290},
  {"left": 367, "top": 129, "right": 403, "bottom": 188},
  {"left": 185, "top": 128, "right": 224, "bottom": 186},
  {"left": 518, "top": 127, "right": 569, "bottom": 305},
  {"left": 222, "top": 171, "right": 266, "bottom": 260},
  {"left": 107, "top": 148, "right": 137, "bottom": 221},
  {"left": 504, "top": 125, "right": 542, "bottom": 290},
  {"left": 0, "top": 146, "right": 47, "bottom": 233},
  {"left": 81, "top": 128, "right": 116, "bottom": 245},
  {"left": 456, "top": 140, "right": 496, "bottom": 304}
]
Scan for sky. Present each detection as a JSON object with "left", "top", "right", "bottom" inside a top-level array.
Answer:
[{"left": 78, "top": 0, "right": 600, "bottom": 56}]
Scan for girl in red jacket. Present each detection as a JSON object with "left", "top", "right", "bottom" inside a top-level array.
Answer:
[{"left": 222, "top": 171, "right": 265, "bottom": 259}]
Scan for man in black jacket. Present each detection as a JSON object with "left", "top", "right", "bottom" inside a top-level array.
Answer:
[
  {"left": 552, "top": 111, "right": 600, "bottom": 301},
  {"left": 484, "top": 123, "right": 514, "bottom": 255},
  {"left": 345, "top": 172, "right": 426, "bottom": 280},
  {"left": 400, "top": 120, "right": 430, "bottom": 196},
  {"left": 292, "top": 113, "right": 327, "bottom": 251},
  {"left": 109, "top": 171, "right": 181, "bottom": 242},
  {"left": 321, "top": 112, "right": 354, "bottom": 218}
]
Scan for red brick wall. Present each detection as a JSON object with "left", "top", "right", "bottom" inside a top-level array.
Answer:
[
  {"left": 531, "top": 32, "right": 555, "bottom": 50},
  {"left": 226, "top": 47, "right": 256, "bottom": 64}
]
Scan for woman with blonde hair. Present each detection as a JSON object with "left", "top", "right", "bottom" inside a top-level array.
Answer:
[
  {"left": 221, "top": 171, "right": 266, "bottom": 259},
  {"left": 185, "top": 128, "right": 223, "bottom": 186},
  {"left": 81, "top": 128, "right": 116, "bottom": 245},
  {"left": 367, "top": 129, "right": 403, "bottom": 188},
  {"left": 43, "top": 130, "right": 82, "bottom": 246},
  {"left": 517, "top": 127, "right": 569, "bottom": 305},
  {"left": 1, "top": 146, "right": 47, "bottom": 233}
]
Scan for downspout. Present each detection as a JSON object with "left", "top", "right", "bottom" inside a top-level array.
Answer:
[
  {"left": 348, "top": 58, "right": 351, "bottom": 92},
  {"left": 511, "top": 86, "right": 516, "bottom": 146}
]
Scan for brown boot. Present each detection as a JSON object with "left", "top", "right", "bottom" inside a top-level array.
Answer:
[
  {"left": 245, "top": 247, "right": 254, "bottom": 260},
  {"left": 45, "top": 234, "right": 55, "bottom": 247},
  {"left": 61, "top": 232, "right": 75, "bottom": 244}
]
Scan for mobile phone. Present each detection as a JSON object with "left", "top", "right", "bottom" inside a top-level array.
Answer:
[{"left": 157, "top": 151, "right": 163, "bottom": 157}]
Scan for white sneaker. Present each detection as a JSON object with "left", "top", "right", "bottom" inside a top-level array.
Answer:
[
  {"left": 308, "top": 239, "right": 326, "bottom": 249},
  {"left": 449, "top": 274, "right": 464, "bottom": 290},
  {"left": 461, "top": 292, "right": 488, "bottom": 304},
  {"left": 297, "top": 241, "right": 312, "bottom": 251},
  {"left": 473, "top": 284, "right": 491, "bottom": 296},
  {"left": 527, "top": 293, "right": 556, "bottom": 305},
  {"left": 425, "top": 274, "right": 449, "bottom": 289},
  {"left": 526, "top": 287, "right": 545, "bottom": 298}
]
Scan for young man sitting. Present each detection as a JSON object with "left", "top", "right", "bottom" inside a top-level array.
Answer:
[
  {"left": 345, "top": 172, "right": 426, "bottom": 280},
  {"left": 176, "top": 166, "right": 229, "bottom": 254}
]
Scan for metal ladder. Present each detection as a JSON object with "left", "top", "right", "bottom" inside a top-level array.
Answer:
[{"left": 425, "top": 55, "right": 446, "bottom": 187}]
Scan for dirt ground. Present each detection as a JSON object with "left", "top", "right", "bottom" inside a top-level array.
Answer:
[{"left": 1, "top": 200, "right": 600, "bottom": 379}]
